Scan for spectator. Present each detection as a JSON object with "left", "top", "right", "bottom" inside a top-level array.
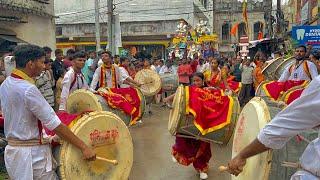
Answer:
[
  {"left": 177, "top": 58, "right": 193, "bottom": 85},
  {"left": 238, "top": 58, "right": 255, "bottom": 106},
  {"left": 82, "top": 50, "right": 96, "bottom": 84},
  {"left": 35, "top": 58, "right": 55, "bottom": 109},
  {"left": 54, "top": 68, "right": 66, "bottom": 111},
  {"left": 64, "top": 49, "right": 75, "bottom": 70},
  {"left": 52, "top": 49, "right": 64, "bottom": 81}
]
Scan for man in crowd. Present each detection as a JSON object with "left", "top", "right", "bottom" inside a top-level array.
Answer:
[
  {"left": 118, "top": 57, "right": 141, "bottom": 88},
  {"left": 52, "top": 49, "right": 64, "bottom": 82},
  {"left": 90, "top": 51, "right": 121, "bottom": 90},
  {"left": 279, "top": 45, "right": 318, "bottom": 82},
  {"left": 59, "top": 51, "right": 89, "bottom": 111},
  {"left": 0, "top": 45, "right": 95, "bottom": 179}
]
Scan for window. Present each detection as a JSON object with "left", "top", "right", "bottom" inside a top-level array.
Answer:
[
  {"left": 56, "top": 26, "right": 62, "bottom": 36},
  {"left": 253, "top": 22, "right": 263, "bottom": 40},
  {"left": 222, "top": 23, "right": 231, "bottom": 41},
  {"left": 238, "top": 22, "right": 247, "bottom": 40}
]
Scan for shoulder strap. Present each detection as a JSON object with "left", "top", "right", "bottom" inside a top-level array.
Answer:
[
  {"left": 69, "top": 72, "right": 77, "bottom": 90},
  {"left": 303, "top": 61, "right": 312, "bottom": 80},
  {"left": 289, "top": 64, "right": 295, "bottom": 74}
]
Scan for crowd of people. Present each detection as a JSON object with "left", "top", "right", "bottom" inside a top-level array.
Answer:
[{"left": 0, "top": 43, "right": 320, "bottom": 179}]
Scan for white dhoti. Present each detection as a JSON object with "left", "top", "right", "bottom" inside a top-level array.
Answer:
[{"left": 5, "top": 145, "right": 58, "bottom": 180}]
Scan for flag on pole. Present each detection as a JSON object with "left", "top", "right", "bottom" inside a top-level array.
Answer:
[
  {"left": 242, "top": 0, "right": 249, "bottom": 36},
  {"left": 230, "top": 23, "right": 239, "bottom": 36}
]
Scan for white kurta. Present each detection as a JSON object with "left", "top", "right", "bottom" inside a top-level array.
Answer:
[
  {"left": 90, "top": 65, "right": 121, "bottom": 90},
  {"left": 0, "top": 76, "right": 61, "bottom": 180},
  {"left": 118, "top": 67, "right": 130, "bottom": 88},
  {"left": 59, "top": 68, "right": 89, "bottom": 111},
  {"left": 278, "top": 60, "right": 318, "bottom": 82},
  {"left": 258, "top": 75, "right": 320, "bottom": 179}
]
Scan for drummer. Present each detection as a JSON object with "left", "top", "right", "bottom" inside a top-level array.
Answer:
[
  {"left": 59, "top": 51, "right": 89, "bottom": 111},
  {"left": 203, "top": 58, "right": 232, "bottom": 91},
  {"left": 90, "top": 51, "right": 121, "bottom": 90},
  {"left": 165, "top": 73, "right": 212, "bottom": 180},
  {"left": 227, "top": 75, "right": 320, "bottom": 179},
  {"left": 278, "top": 45, "right": 318, "bottom": 82},
  {"left": 118, "top": 57, "right": 142, "bottom": 88},
  {"left": 0, "top": 45, "right": 96, "bottom": 179}
]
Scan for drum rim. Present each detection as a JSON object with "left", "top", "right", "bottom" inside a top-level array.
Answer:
[
  {"left": 59, "top": 111, "right": 133, "bottom": 180},
  {"left": 232, "top": 97, "right": 275, "bottom": 180},
  {"left": 66, "top": 89, "right": 103, "bottom": 114},
  {"left": 168, "top": 85, "right": 185, "bottom": 135},
  {"left": 274, "top": 56, "right": 295, "bottom": 80},
  {"left": 261, "top": 57, "right": 283, "bottom": 74},
  {"left": 134, "top": 69, "right": 162, "bottom": 96}
]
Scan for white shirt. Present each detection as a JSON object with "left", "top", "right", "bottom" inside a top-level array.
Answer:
[
  {"left": 59, "top": 67, "right": 89, "bottom": 111},
  {"left": 258, "top": 75, "right": 320, "bottom": 179},
  {"left": 278, "top": 60, "right": 318, "bottom": 82},
  {"left": 0, "top": 76, "right": 61, "bottom": 179},
  {"left": 90, "top": 65, "right": 121, "bottom": 90},
  {"left": 159, "top": 66, "right": 177, "bottom": 75},
  {"left": 119, "top": 67, "right": 130, "bottom": 88},
  {"left": 196, "top": 63, "right": 210, "bottom": 73}
]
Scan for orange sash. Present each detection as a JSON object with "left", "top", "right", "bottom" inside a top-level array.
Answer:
[{"left": 99, "top": 64, "right": 117, "bottom": 88}]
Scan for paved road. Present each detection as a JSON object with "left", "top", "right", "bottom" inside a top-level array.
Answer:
[{"left": 129, "top": 105, "right": 232, "bottom": 180}]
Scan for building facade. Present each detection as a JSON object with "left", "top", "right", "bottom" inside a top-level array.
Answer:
[
  {"left": 0, "top": 0, "right": 56, "bottom": 53},
  {"left": 54, "top": 0, "right": 212, "bottom": 58},
  {"left": 212, "top": 0, "right": 265, "bottom": 55}
]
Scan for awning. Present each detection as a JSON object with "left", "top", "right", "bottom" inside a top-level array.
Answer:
[{"left": 0, "top": 35, "right": 27, "bottom": 43}]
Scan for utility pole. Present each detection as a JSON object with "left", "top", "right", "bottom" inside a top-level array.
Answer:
[
  {"left": 107, "top": 0, "right": 115, "bottom": 55},
  {"left": 94, "top": 0, "right": 101, "bottom": 51},
  {"left": 212, "top": 0, "right": 216, "bottom": 33}
]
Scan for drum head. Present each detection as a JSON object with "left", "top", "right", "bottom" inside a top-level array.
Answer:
[
  {"left": 262, "top": 57, "right": 283, "bottom": 80},
  {"left": 232, "top": 97, "right": 272, "bottom": 180},
  {"left": 274, "top": 57, "right": 295, "bottom": 80},
  {"left": 168, "top": 85, "right": 185, "bottom": 135},
  {"left": 67, "top": 89, "right": 103, "bottom": 114},
  {"left": 134, "top": 69, "right": 161, "bottom": 96},
  {"left": 59, "top": 111, "right": 133, "bottom": 180}
]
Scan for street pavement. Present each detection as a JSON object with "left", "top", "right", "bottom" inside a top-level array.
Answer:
[{"left": 129, "top": 105, "right": 232, "bottom": 180}]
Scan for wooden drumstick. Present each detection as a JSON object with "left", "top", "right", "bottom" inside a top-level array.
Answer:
[
  {"left": 218, "top": 166, "right": 229, "bottom": 172},
  {"left": 96, "top": 156, "right": 118, "bottom": 165}
]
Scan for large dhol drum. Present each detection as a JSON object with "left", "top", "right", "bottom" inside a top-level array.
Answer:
[
  {"left": 255, "top": 81, "right": 285, "bottom": 107},
  {"left": 66, "top": 89, "right": 145, "bottom": 126},
  {"left": 274, "top": 57, "right": 295, "bottom": 80},
  {"left": 55, "top": 111, "right": 133, "bottom": 180},
  {"left": 168, "top": 85, "right": 240, "bottom": 145},
  {"left": 232, "top": 97, "right": 318, "bottom": 180},
  {"left": 160, "top": 74, "right": 179, "bottom": 92},
  {"left": 134, "top": 69, "right": 162, "bottom": 97},
  {"left": 262, "top": 57, "right": 283, "bottom": 80}
]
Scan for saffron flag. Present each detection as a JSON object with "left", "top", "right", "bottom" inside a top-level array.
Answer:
[
  {"left": 186, "top": 86, "right": 234, "bottom": 135},
  {"left": 262, "top": 80, "right": 308, "bottom": 101},
  {"left": 109, "top": 87, "right": 142, "bottom": 125},
  {"left": 230, "top": 23, "right": 239, "bottom": 36}
]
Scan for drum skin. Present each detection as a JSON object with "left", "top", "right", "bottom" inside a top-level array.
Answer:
[
  {"left": 56, "top": 111, "right": 133, "bottom": 180},
  {"left": 134, "top": 69, "right": 162, "bottom": 96},
  {"left": 231, "top": 97, "right": 318, "bottom": 180},
  {"left": 160, "top": 74, "right": 179, "bottom": 92},
  {"left": 66, "top": 89, "right": 145, "bottom": 126},
  {"left": 168, "top": 85, "right": 240, "bottom": 145},
  {"left": 262, "top": 57, "right": 283, "bottom": 81},
  {"left": 274, "top": 57, "right": 295, "bottom": 80}
]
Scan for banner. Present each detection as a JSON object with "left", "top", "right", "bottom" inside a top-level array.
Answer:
[
  {"left": 185, "top": 86, "right": 234, "bottom": 135},
  {"left": 109, "top": 87, "right": 142, "bottom": 125}
]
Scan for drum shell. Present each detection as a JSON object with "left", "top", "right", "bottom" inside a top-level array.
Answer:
[
  {"left": 169, "top": 86, "right": 240, "bottom": 145},
  {"left": 255, "top": 81, "right": 286, "bottom": 108},
  {"left": 274, "top": 57, "right": 295, "bottom": 80},
  {"left": 160, "top": 74, "right": 179, "bottom": 92},
  {"left": 54, "top": 111, "right": 133, "bottom": 180},
  {"left": 262, "top": 57, "right": 284, "bottom": 81}
]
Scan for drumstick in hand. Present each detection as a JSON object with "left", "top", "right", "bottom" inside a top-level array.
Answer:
[
  {"left": 218, "top": 166, "right": 229, "bottom": 172},
  {"left": 96, "top": 156, "right": 118, "bottom": 165}
]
